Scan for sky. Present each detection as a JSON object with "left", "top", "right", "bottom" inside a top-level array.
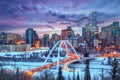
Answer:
[{"left": 0, "top": 0, "right": 120, "bottom": 37}]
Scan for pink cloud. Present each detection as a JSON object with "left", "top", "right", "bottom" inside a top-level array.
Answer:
[{"left": 0, "top": 19, "right": 27, "bottom": 27}]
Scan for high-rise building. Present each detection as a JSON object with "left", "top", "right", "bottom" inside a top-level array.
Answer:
[
  {"left": 69, "top": 37, "right": 78, "bottom": 48},
  {"left": 61, "top": 26, "right": 75, "bottom": 40},
  {"left": 62, "top": 29, "right": 68, "bottom": 40},
  {"left": 7, "top": 33, "right": 21, "bottom": 44},
  {"left": 92, "top": 12, "right": 97, "bottom": 27},
  {"left": 0, "top": 32, "right": 21, "bottom": 44},
  {"left": 42, "top": 34, "right": 49, "bottom": 47},
  {"left": 14, "top": 34, "right": 21, "bottom": 42},
  {"left": 76, "top": 34, "right": 84, "bottom": 43},
  {"left": 113, "top": 22, "right": 119, "bottom": 27},
  {"left": 111, "top": 22, "right": 120, "bottom": 37},
  {"left": 0, "top": 32, "right": 7, "bottom": 44},
  {"left": 52, "top": 33, "right": 60, "bottom": 41},
  {"left": 0, "top": 44, "right": 31, "bottom": 52},
  {"left": 34, "top": 31, "right": 39, "bottom": 41},
  {"left": 116, "top": 36, "right": 120, "bottom": 46},
  {"left": 101, "top": 22, "right": 120, "bottom": 39},
  {"left": 82, "top": 12, "right": 99, "bottom": 47},
  {"left": 83, "top": 23, "right": 98, "bottom": 41},
  {"left": 100, "top": 21, "right": 120, "bottom": 45},
  {"left": 82, "top": 27, "right": 86, "bottom": 38},
  {"left": 25, "top": 28, "right": 35, "bottom": 45}
]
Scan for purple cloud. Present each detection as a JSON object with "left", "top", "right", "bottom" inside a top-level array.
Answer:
[{"left": 0, "top": 0, "right": 120, "bottom": 36}]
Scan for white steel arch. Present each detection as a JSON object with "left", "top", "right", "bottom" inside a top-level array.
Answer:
[{"left": 43, "top": 40, "right": 80, "bottom": 70}]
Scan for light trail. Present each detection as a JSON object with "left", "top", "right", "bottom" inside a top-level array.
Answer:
[
  {"left": 97, "top": 53, "right": 120, "bottom": 58},
  {"left": 24, "top": 53, "right": 80, "bottom": 80},
  {"left": 24, "top": 40, "right": 120, "bottom": 80},
  {"left": 63, "top": 57, "right": 92, "bottom": 72}
]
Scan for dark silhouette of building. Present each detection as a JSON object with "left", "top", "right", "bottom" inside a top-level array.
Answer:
[
  {"left": 61, "top": 26, "right": 74, "bottom": 40},
  {"left": 25, "top": 28, "right": 35, "bottom": 45}
]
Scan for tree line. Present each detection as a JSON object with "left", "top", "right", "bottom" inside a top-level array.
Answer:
[{"left": 0, "top": 58, "right": 120, "bottom": 80}]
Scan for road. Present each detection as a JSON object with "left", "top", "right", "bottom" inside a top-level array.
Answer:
[
  {"left": 24, "top": 53, "right": 120, "bottom": 80},
  {"left": 24, "top": 53, "right": 80, "bottom": 80},
  {"left": 63, "top": 57, "right": 92, "bottom": 72},
  {"left": 97, "top": 53, "right": 120, "bottom": 58}
]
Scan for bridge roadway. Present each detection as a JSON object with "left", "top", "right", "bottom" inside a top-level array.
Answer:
[
  {"left": 63, "top": 57, "right": 92, "bottom": 72},
  {"left": 97, "top": 53, "right": 120, "bottom": 58},
  {"left": 24, "top": 53, "right": 120, "bottom": 80},
  {"left": 63, "top": 53, "right": 120, "bottom": 72},
  {"left": 24, "top": 53, "right": 80, "bottom": 80}
]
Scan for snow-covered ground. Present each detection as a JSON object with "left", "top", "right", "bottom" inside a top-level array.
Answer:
[
  {"left": 0, "top": 49, "right": 49, "bottom": 58},
  {"left": 0, "top": 57, "right": 116, "bottom": 80}
]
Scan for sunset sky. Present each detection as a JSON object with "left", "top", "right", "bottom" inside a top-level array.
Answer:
[{"left": 0, "top": 0, "right": 120, "bottom": 37}]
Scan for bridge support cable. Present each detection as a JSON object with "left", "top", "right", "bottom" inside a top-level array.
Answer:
[
  {"left": 43, "top": 40, "right": 61, "bottom": 65},
  {"left": 24, "top": 40, "right": 81, "bottom": 80},
  {"left": 66, "top": 40, "right": 80, "bottom": 59},
  {"left": 57, "top": 42, "right": 62, "bottom": 70},
  {"left": 63, "top": 41, "right": 69, "bottom": 58}
]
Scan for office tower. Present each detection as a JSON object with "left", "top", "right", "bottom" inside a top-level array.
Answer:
[
  {"left": 25, "top": 28, "right": 35, "bottom": 45},
  {"left": 92, "top": 12, "right": 97, "bottom": 27},
  {"left": 52, "top": 33, "right": 60, "bottom": 41},
  {"left": 61, "top": 26, "right": 74, "bottom": 40},
  {"left": 100, "top": 21, "right": 120, "bottom": 46},
  {"left": 42, "top": 34, "right": 49, "bottom": 47},
  {"left": 0, "top": 32, "right": 7, "bottom": 44}
]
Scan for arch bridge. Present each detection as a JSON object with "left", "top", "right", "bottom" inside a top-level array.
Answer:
[{"left": 24, "top": 40, "right": 80, "bottom": 80}]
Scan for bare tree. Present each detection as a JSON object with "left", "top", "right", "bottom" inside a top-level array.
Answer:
[
  {"left": 84, "top": 60, "right": 91, "bottom": 80},
  {"left": 77, "top": 72, "right": 80, "bottom": 80},
  {"left": 110, "top": 58, "right": 119, "bottom": 80},
  {"left": 57, "top": 67, "right": 64, "bottom": 80},
  {"left": 34, "top": 70, "right": 55, "bottom": 80}
]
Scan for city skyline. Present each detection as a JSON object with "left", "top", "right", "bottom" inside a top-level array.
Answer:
[
  {"left": 0, "top": 0, "right": 120, "bottom": 37},
  {"left": 0, "top": 1, "right": 120, "bottom": 80}
]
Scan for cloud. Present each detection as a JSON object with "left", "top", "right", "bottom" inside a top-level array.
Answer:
[
  {"left": 45, "top": 25, "right": 55, "bottom": 29},
  {"left": 0, "top": 0, "right": 120, "bottom": 36}
]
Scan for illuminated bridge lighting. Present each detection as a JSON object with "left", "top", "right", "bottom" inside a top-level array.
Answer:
[{"left": 24, "top": 40, "right": 80, "bottom": 80}]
